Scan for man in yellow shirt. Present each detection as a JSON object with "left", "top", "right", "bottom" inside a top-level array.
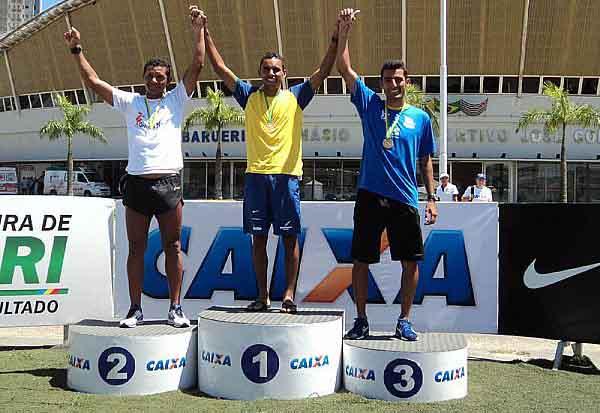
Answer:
[{"left": 204, "top": 15, "right": 339, "bottom": 313}]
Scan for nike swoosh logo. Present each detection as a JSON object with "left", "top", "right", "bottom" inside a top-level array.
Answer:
[{"left": 523, "top": 259, "right": 600, "bottom": 289}]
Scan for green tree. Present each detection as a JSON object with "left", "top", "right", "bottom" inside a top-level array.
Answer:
[
  {"left": 184, "top": 87, "right": 245, "bottom": 199},
  {"left": 405, "top": 83, "right": 440, "bottom": 137},
  {"left": 39, "top": 94, "right": 106, "bottom": 196},
  {"left": 517, "top": 82, "right": 600, "bottom": 203}
]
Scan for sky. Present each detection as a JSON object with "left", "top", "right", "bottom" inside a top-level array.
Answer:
[{"left": 41, "top": 0, "right": 64, "bottom": 11}]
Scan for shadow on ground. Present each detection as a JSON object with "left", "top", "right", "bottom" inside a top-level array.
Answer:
[
  {"left": 470, "top": 355, "right": 600, "bottom": 375},
  {"left": 0, "top": 367, "right": 67, "bottom": 389}
]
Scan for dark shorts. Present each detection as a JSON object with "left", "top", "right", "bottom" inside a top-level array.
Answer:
[
  {"left": 351, "top": 189, "right": 424, "bottom": 264},
  {"left": 122, "top": 174, "right": 183, "bottom": 217},
  {"left": 243, "top": 173, "right": 301, "bottom": 236}
]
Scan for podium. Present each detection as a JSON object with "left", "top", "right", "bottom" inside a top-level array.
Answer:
[
  {"left": 67, "top": 320, "right": 197, "bottom": 395},
  {"left": 197, "top": 307, "right": 344, "bottom": 400},
  {"left": 343, "top": 332, "right": 468, "bottom": 402}
]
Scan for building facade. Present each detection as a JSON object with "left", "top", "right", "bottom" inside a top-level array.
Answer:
[{"left": 0, "top": 0, "right": 40, "bottom": 35}]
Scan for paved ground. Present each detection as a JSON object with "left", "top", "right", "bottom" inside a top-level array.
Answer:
[{"left": 1, "top": 325, "right": 599, "bottom": 367}]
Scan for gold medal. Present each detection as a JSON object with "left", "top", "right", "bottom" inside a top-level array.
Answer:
[
  {"left": 263, "top": 90, "right": 281, "bottom": 133},
  {"left": 383, "top": 103, "right": 406, "bottom": 151},
  {"left": 265, "top": 122, "right": 276, "bottom": 133},
  {"left": 382, "top": 137, "right": 394, "bottom": 149}
]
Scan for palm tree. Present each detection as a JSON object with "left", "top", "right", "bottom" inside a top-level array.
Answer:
[
  {"left": 517, "top": 82, "right": 600, "bottom": 203},
  {"left": 184, "top": 87, "right": 245, "bottom": 200},
  {"left": 40, "top": 94, "right": 106, "bottom": 196},
  {"left": 405, "top": 83, "right": 440, "bottom": 137}
]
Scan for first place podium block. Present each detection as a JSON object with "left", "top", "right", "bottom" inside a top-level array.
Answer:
[
  {"left": 343, "top": 333, "right": 468, "bottom": 402},
  {"left": 67, "top": 320, "right": 197, "bottom": 395},
  {"left": 197, "top": 307, "right": 344, "bottom": 400}
]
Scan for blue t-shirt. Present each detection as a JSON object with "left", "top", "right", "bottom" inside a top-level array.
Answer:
[{"left": 351, "top": 78, "right": 436, "bottom": 209}]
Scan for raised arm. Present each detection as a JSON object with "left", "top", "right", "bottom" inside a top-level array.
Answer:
[
  {"left": 308, "top": 17, "right": 340, "bottom": 91},
  {"left": 336, "top": 9, "right": 360, "bottom": 94},
  {"left": 64, "top": 27, "right": 114, "bottom": 105},
  {"left": 182, "top": 6, "right": 206, "bottom": 96},
  {"left": 203, "top": 17, "right": 237, "bottom": 93}
]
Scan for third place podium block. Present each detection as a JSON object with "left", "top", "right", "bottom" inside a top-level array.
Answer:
[
  {"left": 343, "top": 332, "right": 468, "bottom": 402},
  {"left": 197, "top": 307, "right": 344, "bottom": 400}
]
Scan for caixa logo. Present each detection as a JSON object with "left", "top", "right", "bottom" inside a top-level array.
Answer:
[
  {"left": 68, "top": 354, "right": 90, "bottom": 371},
  {"left": 434, "top": 366, "right": 465, "bottom": 383},
  {"left": 200, "top": 350, "right": 232, "bottom": 367},
  {"left": 146, "top": 356, "right": 187, "bottom": 371},
  {"left": 290, "top": 355, "right": 329, "bottom": 369},
  {"left": 142, "top": 227, "right": 474, "bottom": 306},
  {"left": 345, "top": 364, "right": 376, "bottom": 381}
]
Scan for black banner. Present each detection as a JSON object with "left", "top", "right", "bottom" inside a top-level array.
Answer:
[{"left": 499, "top": 204, "right": 600, "bottom": 344}]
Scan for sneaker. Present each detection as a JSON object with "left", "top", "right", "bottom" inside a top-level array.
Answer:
[
  {"left": 120, "top": 306, "right": 143, "bottom": 328},
  {"left": 168, "top": 304, "right": 190, "bottom": 328},
  {"left": 395, "top": 318, "right": 418, "bottom": 341},
  {"left": 344, "top": 318, "right": 369, "bottom": 340}
]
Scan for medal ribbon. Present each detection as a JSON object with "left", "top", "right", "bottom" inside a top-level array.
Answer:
[
  {"left": 384, "top": 104, "right": 405, "bottom": 140},
  {"left": 262, "top": 90, "right": 281, "bottom": 126},
  {"left": 144, "top": 96, "right": 164, "bottom": 128}
]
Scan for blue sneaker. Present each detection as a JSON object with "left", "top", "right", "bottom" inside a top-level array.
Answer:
[
  {"left": 395, "top": 318, "right": 418, "bottom": 341},
  {"left": 344, "top": 318, "right": 369, "bottom": 340}
]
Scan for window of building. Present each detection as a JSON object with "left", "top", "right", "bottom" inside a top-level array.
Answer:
[
  {"left": 287, "top": 78, "right": 304, "bottom": 88},
  {"left": 502, "top": 76, "right": 518, "bottom": 93},
  {"left": 565, "top": 77, "right": 580, "bottom": 95},
  {"left": 4, "top": 97, "right": 14, "bottom": 111},
  {"left": 341, "top": 160, "right": 360, "bottom": 200},
  {"left": 64, "top": 90, "right": 77, "bottom": 105},
  {"left": 581, "top": 78, "right": 598, "bottom": 95},
  {"left": 522, "top": 77, "right": 541, "bottom": 94},
  {"left": 517, "top": 162, "right": 574, "bottom": 202},
  {"left": 18, "top": 95, "right": 30, "bottom": 110},
  {"left": 425, "top": 76, "right": 440, "bottom": 93},
  {"left": 0, "top": 100, "right": 4, "bottom": 112},
  {"left": 133, "top": 85, "right": 146, "bottom": 95},
  {"left": 447, "top": 76, "right": 461, "bottom": 93},
  {"left": 575, "top": 163, "right": 600, "bottom": 202},
  {"left": 216, "top": 81, "right": 233, "bottom": 96},
  {"left": 29, "top": 94, "right": 42, "bottom": 109},
  {"left": 313, "top": 160, "right": 342, "bottom": 201},
  {"left": 183, "top": 161, "right": 207, "bottom": 199},
  {"left": 543, "top": 77, "right": 561, "bottom": 88},
  {"left": 326, "top": 77, "right": 343, "bottom": 95},
  {"left": 483, "top": 76, "right": 500, "bottom": 93},
  {"left": 117, "top": 86, "right": 132, "bottom": 92},
  {"left": 408, "top": 76, "right": 423, "bottom": 90},
  {"left": 463, "top": 76, "right": 480, "bottom": 93},
  {"left": 76, "top": 89, "right": 87, "bottom": 105},
  {"left": 41, "top": 93, "right": 53, "bottom": 108},
  {"left": 364, "top": 76, "right": 382, "bottom": 93},
  {"left": 198, "top": 81, "right": 214, "bottom": 97},
  {"left": 301, "top": 159, "right": 315, "bottom": 200}
]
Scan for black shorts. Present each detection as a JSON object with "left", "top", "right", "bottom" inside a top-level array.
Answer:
[
  {"left": 351, "top": 189, "right": 424, "bottom": 264},
  {"left": 122, "top": 174, "right": 183, "bottom": 217}
]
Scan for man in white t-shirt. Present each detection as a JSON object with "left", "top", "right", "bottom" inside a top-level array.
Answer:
[
  {"left": 435, "top": 173, "right": 459, "bottom": 201},
  {"left": 64, "top": 6, "right": 207, "bottom": 328},
  {"left": 462, "top": 173, "right": 493, "bottom": 202}
]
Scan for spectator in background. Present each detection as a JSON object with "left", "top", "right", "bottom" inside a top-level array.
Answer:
[
  {"left": 435, "top": 172, "right": 458, "bottom": 201},
  {"left": 462, "top": 173, "right": 493, "bottom": 202}
]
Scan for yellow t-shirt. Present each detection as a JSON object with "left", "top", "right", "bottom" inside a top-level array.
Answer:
[{"left": 233, "top": 79, "right": 315, "bottom": 176}]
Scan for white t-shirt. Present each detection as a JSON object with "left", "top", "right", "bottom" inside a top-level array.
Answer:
[
  {"left": 463, "top": 185, "right": 493, "bottom": 202},
  {"left": 436, "top": 183, "right": 459, "bottom": 201},
  {"left": 112, "top": 82, "right": 191, "bottom": 175}
]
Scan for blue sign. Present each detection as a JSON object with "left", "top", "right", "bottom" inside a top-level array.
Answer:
[
  {"left": 384, "top": 358, "right": 423, "bottom": 398},
  {"left": 241, "top": 344, "right": 279, "bottom": 384},
  {"left": 98, "top": 347, "right": 135, "bottom": 386}
]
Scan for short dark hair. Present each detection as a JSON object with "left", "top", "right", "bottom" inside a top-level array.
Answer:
[
  {"left": 259, "top": 51, "right": 285, "bottom": 72},
  {"left": 380, "top": 60, "right": 408, "bottom": 79},
  {"left": 143, "top": 58, "right": 172, "bottom": 82}
]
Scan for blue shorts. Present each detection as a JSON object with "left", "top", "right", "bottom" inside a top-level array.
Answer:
[{"left": 243, "top": 173, "right": 301, "bottom": 236}]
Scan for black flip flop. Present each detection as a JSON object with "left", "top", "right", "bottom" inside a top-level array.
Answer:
[
  {"left": 245, "top": 299, "right": 270, "bottom": 312},
  {"left": 281, "top": 299, "right": 298, "bottom": 314}
]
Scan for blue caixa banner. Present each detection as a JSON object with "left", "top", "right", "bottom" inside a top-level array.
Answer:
[{"left": 113, "top": 202, "right": 499, "bottom": 333}]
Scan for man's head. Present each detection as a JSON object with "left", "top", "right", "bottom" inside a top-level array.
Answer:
[
  {"left": 258, "top": 52, "right": 286, "bottom": 90},
  {"left": 440, "top": 172, "right": 450, "bottom": 184},
  {"left": 476, "top": 173, "right": 486, "bottom": 187},
  {"left": 143, "top": 58, "right": 172, "bottom": 98},
  {"left": 380, "top": 60, "right": 408, "bottom": 101}
]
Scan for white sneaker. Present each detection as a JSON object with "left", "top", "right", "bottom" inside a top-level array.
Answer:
[
  {"left": 120, "top": 307, "right": 143, "bottom": 328},
  {"left": 168, "top": 305, "right": 190, "bottom": 328}
]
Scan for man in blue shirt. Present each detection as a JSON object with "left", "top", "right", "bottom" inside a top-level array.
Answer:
[{"left": 336, "top": 9, "right": 438, "bottom": 341}]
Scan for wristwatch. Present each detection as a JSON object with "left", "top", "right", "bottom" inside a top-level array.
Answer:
[
  {"left": 427, "top": 194, "right": 437, "bottom": 202},
  {"left": 70, "top": 45, "right": 82, "bottom": 55}
]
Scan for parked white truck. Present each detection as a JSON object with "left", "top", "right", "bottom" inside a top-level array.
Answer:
[{"left": 44, "top": 168, "right": 111, "bottom": 197}]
